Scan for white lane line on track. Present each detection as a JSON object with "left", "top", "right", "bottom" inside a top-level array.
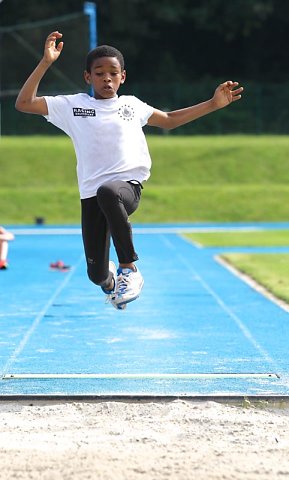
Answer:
[
  {"left": 1, "top": 254, "right": 84, "bottom": 377},
  {"left": 162, "top": 235, "right": 277, "bottom": 369},
  {"left": 2, "top": 373, "right": 279, "bottom": 380}
]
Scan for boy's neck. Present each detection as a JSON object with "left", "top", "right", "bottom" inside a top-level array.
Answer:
[{"left": 93, "top": 93, "right": 119, "bottom": 101}]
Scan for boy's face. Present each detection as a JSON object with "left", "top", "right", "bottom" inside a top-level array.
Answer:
[{"left": 84, "top": 56, "right": 126, "bottom": 99}]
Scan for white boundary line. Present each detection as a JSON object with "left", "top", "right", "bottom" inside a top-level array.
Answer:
[
  {"left": 216, "top": 255, "right": 289, "bottom": 313},
  {"left": 1, "top": 254, "right": 84, "bottom": 377},
  {"left": 10, "top": 226, "right": 265, "bottom": 236},
  {"left": 2, "top": 373, "right": 279, "bottom": 380}
]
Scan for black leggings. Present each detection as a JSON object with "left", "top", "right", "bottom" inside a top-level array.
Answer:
[{"left": 81, "top": 180, "right": 142, "bottom": 290}]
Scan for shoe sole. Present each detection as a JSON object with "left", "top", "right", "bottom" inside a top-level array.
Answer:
[
  {"left": 109, "top": 299, "right": 127, "bottom": 310},
  {"left": 114, "top": 279, "right": 144, "bottom": 307},
  {"left": 117, "top": 304, "right": 127, "bottom": 310}
]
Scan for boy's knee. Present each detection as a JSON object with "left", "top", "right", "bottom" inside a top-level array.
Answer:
[
  {"left": 97, "top": 183, "right": 118, "bottom": 207},
  {"left": 87, "top": 265, "right": 111, "bottom": 289},
  {"left": 87, "top": 266, "right": 104, "bottom": 286}
]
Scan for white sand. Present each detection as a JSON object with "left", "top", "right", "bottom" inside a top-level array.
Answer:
[{"left": 0, "top": 399, "right": 289, "bottom": 480}]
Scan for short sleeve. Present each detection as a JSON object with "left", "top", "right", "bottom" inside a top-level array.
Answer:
[
  {"left": 43, "top": 95, "right": 72, "bottom": 135},
  {"left": 131, "top": 96, "right": 154, "bottom": 127}
]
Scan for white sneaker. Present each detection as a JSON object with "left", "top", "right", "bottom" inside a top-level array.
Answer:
[
  {"left": 104, "top": 261, "right": 126, "bottom": 310},
  {"left": 113, "top": 266, "right": 144, "bottom": 307}
]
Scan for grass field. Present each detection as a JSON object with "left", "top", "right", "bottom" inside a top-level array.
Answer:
[
  {"left": 221, "top": 253, "right": 289, "bottom": 306},
  {"left": 185, "top": 230, "right": 289, "bottom": 247},
  {"left": 1, "top": 134, "right": 289, "bottom": 223},
  {"left": 185, "top": 231, "right": 289, "bottom": 305}
]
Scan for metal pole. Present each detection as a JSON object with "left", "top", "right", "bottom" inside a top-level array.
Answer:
[
  {"left": 83, "top": 2, "right": 97, "bottom": 96},
  {"left": 83, "top": 2, "right": 97, "bottom": 51}
]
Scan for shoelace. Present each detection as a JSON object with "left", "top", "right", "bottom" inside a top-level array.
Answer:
[
  {"left": 116, "top": 272, "right": 131, "bottom": 295},
  {"left": 105, "top": 293, "right": 115, "bottom": 304}
]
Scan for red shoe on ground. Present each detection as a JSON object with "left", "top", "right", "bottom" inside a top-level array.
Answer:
[
  {"left": 0, "top": 260, "right": 8, "bottom": 270},
  {"left": 50, "top": 260, "right": 70, "bottom": 271}
]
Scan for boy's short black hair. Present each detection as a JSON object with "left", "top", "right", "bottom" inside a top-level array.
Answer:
[{"left": 86, "top": 45, "right": 125, "bottom": 72}]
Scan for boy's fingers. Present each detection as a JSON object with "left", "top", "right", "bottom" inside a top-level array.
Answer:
[
  {"left": 45, "top": 32, "right": 63, "bottom": 46},
  {"left": 233, "top": 87, "right": 243, "bottom": 95},
  {"left": 47, "top": 31, "right": 63, "bottom": 39},
  {"left": 57, "top": 41, "right": 64, "bottom": 52},
  {"left": 223, "top": 81, "right": 239, "bottom": 89}
]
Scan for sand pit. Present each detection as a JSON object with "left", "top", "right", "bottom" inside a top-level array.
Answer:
[{"left": 1, "top": 399, "right": 289, "bottom": 479}]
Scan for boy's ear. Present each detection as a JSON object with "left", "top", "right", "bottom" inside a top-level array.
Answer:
[
  {"left": 120, "top": 70, "right": 126, "bottom": 84},
  {"left": 84, "top": 70, "right": 91, "bottom": 85}
]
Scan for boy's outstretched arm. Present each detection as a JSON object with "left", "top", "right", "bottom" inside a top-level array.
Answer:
[
  {"left": 147, "top": 81, "right": 243, "bottom": 130},
  {"left": 15, "top": 31, "right": 64, "bottom": 115}
]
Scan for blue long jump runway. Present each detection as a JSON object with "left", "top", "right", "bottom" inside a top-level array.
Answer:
[{"left": 1, "top": 223, "right": 289, "bottom": 398}]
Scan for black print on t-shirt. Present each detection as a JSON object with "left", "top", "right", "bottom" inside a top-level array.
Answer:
[{"left": 73, "top": 108, "right": 96, "bottom": 117}]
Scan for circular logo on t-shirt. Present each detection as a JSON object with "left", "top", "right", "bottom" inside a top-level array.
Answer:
[{"left": 118, "top": 105, "right": 135, "bottom": 121}]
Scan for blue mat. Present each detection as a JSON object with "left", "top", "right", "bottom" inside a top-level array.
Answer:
[{"left": 1, "top": 224, "right": 289, "bottom": 397}]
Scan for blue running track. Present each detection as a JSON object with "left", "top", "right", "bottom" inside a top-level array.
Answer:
[{"left": 1, "top": 223, "right": 289, "bottom": 398}]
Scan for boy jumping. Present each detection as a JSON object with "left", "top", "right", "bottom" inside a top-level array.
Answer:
[{"left": 15, "top": 31, "right": 243, "bottom": 309}]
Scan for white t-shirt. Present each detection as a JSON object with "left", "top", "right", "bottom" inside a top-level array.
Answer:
[{"left": 44, "top": 93, "right": 154, "bottom": 199}]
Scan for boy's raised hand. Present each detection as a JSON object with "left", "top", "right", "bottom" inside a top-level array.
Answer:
[
  {"left": 15, "top": 30, "right": 64, "bottom": 115},
  {"left": 212, "top": 81, "right": 243, "bottom": 109},
  {"left": 43, "top": 31, "right": 64, "bottom": 64}
]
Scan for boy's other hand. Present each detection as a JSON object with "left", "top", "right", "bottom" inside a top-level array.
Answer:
[
  {"left": 43, "top": 31, "right": 64, "bottom": 65},
  {"left": 212, "top": 81, "right": 243, "bottom": 109},
  {"left": 0, "top": 227, "right": 14, "bottom": 241}
]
